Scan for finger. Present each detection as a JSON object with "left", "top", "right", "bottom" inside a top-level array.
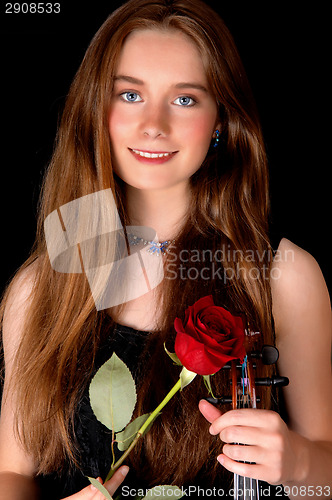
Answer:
[
  {"left": 61, "top": 482, "right": 100, "bottom": 499},
  {"left": 104, "top": 466, "right": 129, "bottom": 496},
  {"left": 61, "top": 477, "right": 106, "bottom": 499},
  {"left": 198, "top": 399, "right": 223, "bottom": 423},
  {"left": 217, "top": 451, "right": 285, "bottom": 486},
  {"left": 209, "top": 408, "right": 278, "bottom": 436},
  {"left": 217, "top": 453, "right": 266, "bottom": 481},
  {"left": 219, "top": 424, "right": 266, "bottom": 447},
  {"left": 222, "top": 443, "right": 264, "bottom": 464},
  {"left": 61, "top": 467, "right": 129, "bottom": 500}
]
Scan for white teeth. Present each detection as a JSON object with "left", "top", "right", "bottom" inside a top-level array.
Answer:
[{"left": 131, "top": 149, "right": 171, "bottom": 158}]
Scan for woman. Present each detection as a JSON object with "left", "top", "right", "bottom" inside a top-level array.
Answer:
[{"left": 1, "top": 0, "right": 331, "bottom": 498}]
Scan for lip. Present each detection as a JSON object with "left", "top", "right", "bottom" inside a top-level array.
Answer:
[{"left": 128, "top": 148, "right": 178, "bottom": 164}]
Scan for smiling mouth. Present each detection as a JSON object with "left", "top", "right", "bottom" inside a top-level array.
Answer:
[{"left": 129, "top": 148, "right": 178, "bottom": 159}]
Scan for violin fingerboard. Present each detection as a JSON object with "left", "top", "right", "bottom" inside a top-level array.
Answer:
[{"left": 234, "top": 474, "right": 260, "bottom": 500}]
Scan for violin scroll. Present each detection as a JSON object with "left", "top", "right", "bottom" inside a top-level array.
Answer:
[{"left": 250, "top": 345, "right": 279, "bottom": 365}]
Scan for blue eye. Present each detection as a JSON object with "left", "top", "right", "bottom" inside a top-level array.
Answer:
[
  {"left": 121, "top": 92, "right": 142, "bottom": 102},
  {"left": 174, "top": 96, "right": 196, "bottom": 106}
]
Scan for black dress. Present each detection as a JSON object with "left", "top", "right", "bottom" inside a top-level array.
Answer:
[{"left": 38, "top": 322, "right": 150, "bottom": 499}]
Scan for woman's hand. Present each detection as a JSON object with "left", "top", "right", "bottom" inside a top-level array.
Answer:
[
  {"left": 61, "top": 466, "right": 129, "bottom": 499},
  {"left": 199, "top": 400, "right": 305, "bottom": 485}
]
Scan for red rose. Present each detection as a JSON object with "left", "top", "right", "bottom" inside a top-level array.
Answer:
[{"left": 174, "top": 295, "right": 246, "bottom": 376}]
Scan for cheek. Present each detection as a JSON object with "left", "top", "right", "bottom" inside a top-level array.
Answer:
[
  {"left": 184, "top": 113, "right": 216, "bottom": 152},
  {"left": 108, "top": 108, "right": 130, "bottom": 144}
]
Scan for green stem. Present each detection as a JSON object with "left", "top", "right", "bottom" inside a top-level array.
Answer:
[{"left": 105, "top": 377, "right": 182, "bottom": 482}]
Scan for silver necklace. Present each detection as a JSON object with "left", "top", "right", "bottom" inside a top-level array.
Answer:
[{"left": 127, "top": 233, "right": 175, "bottom": 256}]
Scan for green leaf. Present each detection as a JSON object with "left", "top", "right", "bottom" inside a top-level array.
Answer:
[
  {"left": 142, "top": 485, "right": 185, "bottom": 498},
  {"left": 164, "top": 343, "right": 182, "bottom": 366},
  {"left": 116, "top": 413, "right": 152, "bottom": 451},
  {"left": 87, "top": 477, "right": 113, "bottom": 500},
  {"left": 180, "top": 367, "right": 197, "bottom": 389},
  {"left": 203, "top": 375, "right": 216, "bottom": 398},
  {"left": 89, "top": 352, "right": 136, "bottom": 432}
]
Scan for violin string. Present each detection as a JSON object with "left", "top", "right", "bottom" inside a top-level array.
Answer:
[
  {"left": 234, "top": 356, "right": 260, "bottom": 500},
  {"left": 247, "top": 358, "right": 259, "bottom": 500},
  {"left": 242, "top": 357, "right": 248, "bottom": 500}
]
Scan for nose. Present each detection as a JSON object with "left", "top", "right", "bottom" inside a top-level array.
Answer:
[{"left": 140, "top": 102, "right": 170, "bottom": 139}]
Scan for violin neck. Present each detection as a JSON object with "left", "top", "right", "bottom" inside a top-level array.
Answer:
[
  {"left": 232, "top": 357, "right": 260, "bottom": 499},
  {"left": 234, "top": 473, "right": 259, "bottom": 500}
]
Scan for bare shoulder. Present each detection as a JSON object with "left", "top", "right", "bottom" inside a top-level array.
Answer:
[
  {"left": 271, "top": 238, "right": 332, "bottom": 438},
  {"left": 2, "top": 260, "right": 40, "bottom": 363},
  {"left": 271, "top": 238, "right": 331, "bottom": 338},
  {"left": 0, "top": 261, "right": 41, "bottom": 476},
  {"left": 272, "top": 237, "right": 328, "bottom": 289}
]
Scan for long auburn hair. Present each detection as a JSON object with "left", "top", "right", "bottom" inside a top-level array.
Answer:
[{"left": 0, "top": 0, "right": 275, "bottom": 487}]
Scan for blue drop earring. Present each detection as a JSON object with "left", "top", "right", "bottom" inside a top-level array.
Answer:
[{"left": 213, "top": 129, "right": 220, "bottom": 148}]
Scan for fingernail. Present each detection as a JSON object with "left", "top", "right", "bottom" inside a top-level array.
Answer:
[
  {"left": 209, "top": 425, "right": 216, "bottom": 435},
  {"left": 120, "top": 465, "right": 129, "bottom": 477},
  {"left": 217, "top": 454, "right": 224, "bottom": 465}
]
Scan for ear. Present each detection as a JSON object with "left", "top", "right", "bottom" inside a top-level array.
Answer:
[{"left": 212, "top": 122, "right": 222, "bottom": 138}]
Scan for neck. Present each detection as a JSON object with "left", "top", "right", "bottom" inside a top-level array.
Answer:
[{"left": 125, "top": 184, "right": 191, "bottom": 241}]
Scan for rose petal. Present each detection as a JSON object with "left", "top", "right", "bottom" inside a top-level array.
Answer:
[
  {"left": 174, "top": 296, "right": 246, "bottom": 375},
  {"left": 191, "top": 296, "right": 214, "bottom": 315},
  {"left": 176, "top": 346, "right": 223, "bottom": 376},
  {"left": 192, "top": 326, "right": 227, "bottom": 349},
  {"left": 175, "top": 331, "right": 203, "bottom": 359}
]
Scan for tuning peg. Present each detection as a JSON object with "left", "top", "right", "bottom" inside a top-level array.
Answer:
[
  {"left": 204, "top": 397, "right": 232, "bottom": 405},
  {"left": 251, "top": 345, "right": 279, "bottom": 365},
  {"left": 204, "top": 396, "right": 261, "bottom": 406},
  {"left": 255, "top": 376, "right": 289, "bottom": 387}
]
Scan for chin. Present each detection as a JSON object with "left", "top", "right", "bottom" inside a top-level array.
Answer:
[{"left": 117, "top": 174, "right": 177, "bottom": 192}]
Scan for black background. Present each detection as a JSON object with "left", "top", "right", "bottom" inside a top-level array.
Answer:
[{"left": 0, "top": 1, "right": 330, "bottom": 292}]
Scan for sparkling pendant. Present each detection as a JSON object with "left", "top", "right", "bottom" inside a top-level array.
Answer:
[
  {"left": 148, "top": 240, "right": 171, "bottom": 256},
  {"left": 127, "top": 233, "right": 174, "bottom": 256}
]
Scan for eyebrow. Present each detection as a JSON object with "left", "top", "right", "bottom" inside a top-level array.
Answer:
[{"left": 114, "top": 75, "right": 208, "bottom": 92}]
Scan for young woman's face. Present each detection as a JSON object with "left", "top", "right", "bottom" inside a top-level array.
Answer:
[{"left": 108, "top": 29, "right": 220, "bottom": 192}]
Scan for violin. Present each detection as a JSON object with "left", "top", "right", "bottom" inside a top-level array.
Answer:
[{"left": 207, "top": 333, "right": 289, "bottom": 500}]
